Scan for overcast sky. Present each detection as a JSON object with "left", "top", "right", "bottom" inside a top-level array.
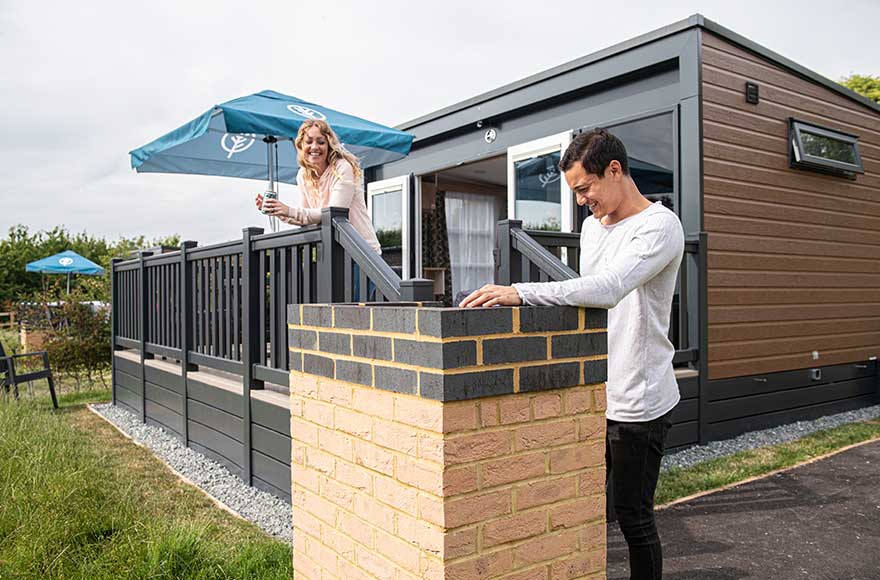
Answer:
[{"left": 0, "top": 0, "right": 876, "bottom": 246}]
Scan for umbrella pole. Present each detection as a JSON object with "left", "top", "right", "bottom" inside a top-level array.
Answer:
[
  {"left": 67, "top": 272, "right": 71, "bottom": 295},
  {"left": 265, "top": 137, "right": 279, "bottom": 233}
]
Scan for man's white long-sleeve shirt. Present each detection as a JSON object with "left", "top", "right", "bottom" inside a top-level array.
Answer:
[{"left": 514, "top": 202, "right": 684, "bottom": 422}]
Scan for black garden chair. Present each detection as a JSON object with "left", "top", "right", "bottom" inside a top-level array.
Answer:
[{"left": 0, "top": 340, "right": 58, "bottom": 409}]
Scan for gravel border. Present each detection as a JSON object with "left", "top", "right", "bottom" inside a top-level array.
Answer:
[
  {"left": 662, "top": 403, "right": 880, "bottom": 471},
  {"left": 89, "top": 402, "right": 292, "bottom": 543}
]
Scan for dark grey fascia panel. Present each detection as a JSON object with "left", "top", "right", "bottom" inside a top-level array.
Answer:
[
  {"left": 375, "top": 69, "right": 681, "bottom": 180},
  {"left": 398, "top": 15, "right": 704, "bottom": 133},
  {"left": 401, "top": 31, "right": 699, "bottom": 145}
]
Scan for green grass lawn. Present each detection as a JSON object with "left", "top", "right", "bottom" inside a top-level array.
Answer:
[
  {"left": 0, "top": 389, "right": 292, "bottom": 579},
  {"left": 656, "top": 418, "right": 880, "bottom": 506}
]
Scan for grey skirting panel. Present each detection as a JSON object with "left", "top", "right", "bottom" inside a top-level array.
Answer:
[
  {"left": 113, "top": 353, "right": 294, "bottom": 505},
  {"left": 704, "top": 361, "right": 878, "bottom": 441}
]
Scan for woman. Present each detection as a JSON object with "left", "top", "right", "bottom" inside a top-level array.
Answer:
[{"left": 256, "top": 120, "right": 381, "bottom": 254}]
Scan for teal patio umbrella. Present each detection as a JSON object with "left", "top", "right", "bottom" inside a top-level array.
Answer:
[
  {"left": 26, "top": 250, "right": 105, "bottom": 294},
  {"left": 130, "top": 89, "right": 413, "bottom": 188}
]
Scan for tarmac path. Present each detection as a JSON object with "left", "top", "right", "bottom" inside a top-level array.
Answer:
[{"left": 607, "top": 439, "right": 880, "bottom": 580}]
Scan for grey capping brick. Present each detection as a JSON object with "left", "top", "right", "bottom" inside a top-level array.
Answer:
[
  {"left": 302, "top": 305, "right": 333, "bottom": 327},
  {"left": 333, "top": 306, "right": 371, "bottom": 330},
  {"left": 336, "top": 360, "right": 373, "bottom": 387},
  {"left": 551, "top": 333, "right": 608, "bottom": 359},
  {"left": 394, "top": 339, "right": 477, "bottom": 369},
  {"left": 584, "top": 308, "right": 607, "bottom": 330},
  {"left": 483, "top": 336, "right": 547, "bottom": 365},
  {"left": 288, "top": 351, "right": 303, "bottom": 372},
  {"left": 288, "top": 328, "right": 317, "bottom": 350},
  {"left": 319, "top": 331, "right": 352, "bottom": 356},
  {"left": 371, "top": 307, "right": 416, "bottom": 333},
  {"left": 519, "top": 362, "right": 581, "bottom": 392},
  {"left": 303, "top": 353, "right": 334, "bottom": 378},
  {"left": 352, "top": 335, "right": 393, "bottom": 361},
  {"left": 374, "top": 366, "right": 418, "bottom": 395},
  {"left": 519, "top": 307, "right": 579, "bottom": 332},
  {"left": 583, "top": 359, "right": 608, "bottom": 384},
  {"left": 287, "top": 304, "right": 301, "bottom": 325},
  {"left": 418, "top": 308, "right": 513, "bottom": 338},
  {"left": 419, "top": 369, "right": 514, "bottom": 401}
]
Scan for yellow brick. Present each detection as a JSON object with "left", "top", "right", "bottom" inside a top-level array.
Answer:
[
  {"left": 319, "top": 427, "right": 355, "bottom": 462},
  {"left": 516, "top": 476, "right": 578, "bottom": 511},
  {"left": 354, "top": 440, "right": 395, "bottom": 477},
  {"left": 396, "top": 456, "right": 443, "bottom": 496},
  {"left": 351, "top": 387, "right": 395, "bottom": 420},
  {"left": 548, "top": 548, "right": 604, "bottom": 579},
  {"left": 548, "top": 441, "right": 604, "bottom": 475},
  {"left": 480, "top": 400, "right": 500, "bottom": 427},
  {"left": 373, "top": 419, "right": 419, "bottom": 455},
  {"left": 445, "top": 489, "right": 511, "bottom": 528},
  {"left": 335, "top": 407, "right": 372, "bottom": 440},
  {"left": 445, "top": 430, "right": 513, "bottom": 465},
  {"left": 516, "top": 419, "right": 578, "bottom": 451},
  {"left": 375, "top": 530, "right": 421, "bottom": 574},
  {"left": 319, "top": 379, "right": 353, "bottom": 406},
  {"left": 550, "top": 495, "right": 604, "bottom": 530},
  {"left": 374, "top": 476, "right": 419, "bottom": 517},
  {"left": 482, "top": 510, "right": 548, "bottom": 548},
  {"left": 443, "top": 401, "right": 479, "bottom": 433},
  {"left": 513, "top": 529, "right": 579, "bottom": 568},
  {"left": 532, "top": 393, "right": 562, "bottom": 420},
  {"left": 444, "top": 527, "right": 478, "bottom": 559},
  {"left": 481, "top": 451, "right": 546, "bottom": 488},
  {"left": 395, "top": 395, "right": 443, "bottom": 432},
  {"left": 445, "top": 548, "right": 514, "bottom": 580}
]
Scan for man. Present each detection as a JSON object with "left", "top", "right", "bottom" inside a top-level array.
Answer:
[{"left": 461, "top": 128, "right": 684, "bottom": 580}]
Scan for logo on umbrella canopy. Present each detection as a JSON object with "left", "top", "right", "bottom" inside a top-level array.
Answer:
[
  {"left": 221, "top": 133, "right": 257, "bottom": 158},
  {"left": 59, "top": 257, "right": 74, "bottom": 266},
  {"left": 287, "top": 104, "right": 326, "bottom": 121}
]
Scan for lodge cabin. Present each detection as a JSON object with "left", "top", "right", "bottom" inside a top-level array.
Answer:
[{"left": 111, "top": 15, "right": 880, "bottom": 502}]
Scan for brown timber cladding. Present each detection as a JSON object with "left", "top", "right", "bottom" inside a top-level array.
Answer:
[{"left": 700, "top": 31, "right": 880, "bottom": 380}]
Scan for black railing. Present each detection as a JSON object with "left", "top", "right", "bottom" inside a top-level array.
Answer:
[
  {"left": 495, "top": 219, "right": 705, "bottom": 367},
  {"left": 111, "top": 207, "right": 432, "bottom": 386}
]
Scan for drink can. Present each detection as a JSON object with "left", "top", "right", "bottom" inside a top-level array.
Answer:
[{"left": 261, "top": 190, "right": 278, "bottom": 215}]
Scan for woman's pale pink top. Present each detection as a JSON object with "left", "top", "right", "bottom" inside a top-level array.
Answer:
[{"left": 280, "top": 159, "right": 381, "bottom": 253}]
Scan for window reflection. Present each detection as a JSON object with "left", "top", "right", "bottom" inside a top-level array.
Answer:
[
  {"left": 515, "top": 151, "right": 562, "bottom": 231},
  {"left": 607, "top": 113, "right": 675, "bottom": 213},
  {"left": 372, "top": 189, "right": 402, "bottom": 248}
]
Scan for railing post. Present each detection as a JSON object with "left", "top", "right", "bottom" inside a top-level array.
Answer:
[
  {"left": 138, "top": 251, "right": 153, "bottom": 423},
  {"left": 400, "top": 279, "right": 433, "bottom": 302},
  {"left": 496, "top": 220, "right": 524, "bottom": 286},
  {"left": 179, "top": 241, "right": 197, "bottom": 446},
  {"left": 319, "top": 207, "right": 349, "bottom": 303},
  {"left": 240, "top": 227, "right": 264, "bottom": 485},
  {"left": 110, "top": 258, "right": 122, "bottom": 407}
]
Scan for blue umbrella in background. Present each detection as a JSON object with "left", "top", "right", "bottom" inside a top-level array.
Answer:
[
  {"left": 26, "top": 250, "right": 105, "bottom": 294},
  {"left": 130, "top": 89, "right": 413, "bottom": 188}
]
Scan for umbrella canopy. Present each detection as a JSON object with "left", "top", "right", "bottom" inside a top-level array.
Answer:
[
  {"left": 26, "top": 250, "right": 105, "bottom": 276},
  {"left": 129, "top": 90, "right": 414, "bottom": 185}
]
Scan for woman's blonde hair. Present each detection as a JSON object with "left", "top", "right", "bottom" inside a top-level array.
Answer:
[{"left": 294, "top": 119, "right": 363, "bottom": 193}]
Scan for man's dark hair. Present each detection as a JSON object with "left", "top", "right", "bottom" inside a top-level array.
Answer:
[{"left": 559, "top": 128, "right": 629, "bottom": 177}]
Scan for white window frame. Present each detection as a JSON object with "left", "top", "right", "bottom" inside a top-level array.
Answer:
[
  {"left": 507, "top": 131, "right": 573, "bottom": 233},
  {"left": 367, "top": 175, "right": 411, "bottom": 279}
]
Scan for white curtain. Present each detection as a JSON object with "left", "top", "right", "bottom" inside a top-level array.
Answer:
[{"left": 444, "top": 192, "right": 502, "bottom": 299}]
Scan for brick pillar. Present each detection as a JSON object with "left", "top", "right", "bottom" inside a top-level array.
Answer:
[{"left": 289, "top": 304, "right": 608, "bottom": 580}]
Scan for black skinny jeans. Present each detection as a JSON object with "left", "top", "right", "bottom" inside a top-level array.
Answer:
[{"left": 606, "top": 410, "right": 673, "bottom": 580}]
